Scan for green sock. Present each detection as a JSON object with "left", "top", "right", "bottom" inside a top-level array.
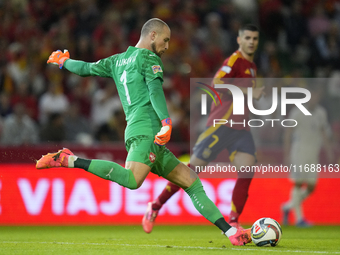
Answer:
[
  {"left": 75, "top": 159, "right": 137, "bottom": 190},
  {"left": 185, "top": 178, "right": 230, "bottom": 232}
]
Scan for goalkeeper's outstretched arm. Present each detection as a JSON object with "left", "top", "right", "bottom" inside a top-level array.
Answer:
[
  {"left": 63, "top": 59, "right": 93, "bottom": 77},
  {"left": 47, "top": 50, "right": 113, "bottom": 78}
]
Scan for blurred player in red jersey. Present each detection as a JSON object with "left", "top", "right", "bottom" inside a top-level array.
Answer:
[{"left": 143, "top": 24, "right": 264, "bottom": 233}]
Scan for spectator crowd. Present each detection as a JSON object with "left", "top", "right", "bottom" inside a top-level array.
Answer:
[{"left": 0, "top": 0, "right": 340, "bottom": 147}]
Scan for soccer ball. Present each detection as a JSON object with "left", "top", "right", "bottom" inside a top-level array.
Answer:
[{"left": 251, "top": 217, "right": 282, "bottom": 247}]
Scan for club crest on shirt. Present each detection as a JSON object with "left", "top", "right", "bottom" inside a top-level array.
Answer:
[
  {"left": 149, "top": 152, "right": 156, "bottom": 163},
  {"left": 152, "top": 65, "right": 163, "bottom": 74}
]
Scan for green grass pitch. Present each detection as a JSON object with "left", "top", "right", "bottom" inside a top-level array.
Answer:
[{"left": 0, "top": 225, "right": 339, "bottom": 255}]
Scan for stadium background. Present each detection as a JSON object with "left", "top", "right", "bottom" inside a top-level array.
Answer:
[{"left": 0, "top": 0, "right": 340, "bottom": 225}]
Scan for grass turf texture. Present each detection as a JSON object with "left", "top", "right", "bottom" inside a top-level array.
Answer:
[{"left": 0, "top": 225, "right": 339, "bottom": 255}]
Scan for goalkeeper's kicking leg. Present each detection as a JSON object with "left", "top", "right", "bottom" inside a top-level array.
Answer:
[
  {"left": 143, "top": 153, "right": 254, "bottom": 232},
  {"left": 36, "top": 148, "right": 250, "bottom": 246},
  {"left": 160, "top": 162, "right": 251, "bottom": 246}
]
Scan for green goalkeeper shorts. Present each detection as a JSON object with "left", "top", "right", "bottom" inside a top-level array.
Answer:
[{"left": 125, "top": 135, "right": 181, "bottom": 178}]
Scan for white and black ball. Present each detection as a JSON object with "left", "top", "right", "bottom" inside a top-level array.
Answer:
[{"left": 251, "top": 217, "right": 282, "bottom": 247}]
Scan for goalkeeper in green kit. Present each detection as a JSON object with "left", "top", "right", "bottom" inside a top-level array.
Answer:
[{"left": 36, "top": 18, "right": 251, "bottom": 246}]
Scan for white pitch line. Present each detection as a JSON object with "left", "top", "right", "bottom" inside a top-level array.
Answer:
[{"left": 1, "top": 241, "right": 340, "bottom": 254}]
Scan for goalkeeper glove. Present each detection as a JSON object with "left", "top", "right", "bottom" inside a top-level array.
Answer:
[
  {"left": 47, "top": 50, "right": 70, "bottom": 69},
  {"left": 154, "top": 118, "right": 172, "bottom": 146}
]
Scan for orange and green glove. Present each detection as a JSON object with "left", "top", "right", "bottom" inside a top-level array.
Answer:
[
  {"left": 47, "top": 50, "right": 70, "bottom": 69},
  {"left": 154, "top": 118, "right": 172, "bottom": 146}
]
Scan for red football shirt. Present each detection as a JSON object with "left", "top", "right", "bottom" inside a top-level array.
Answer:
[{"left": 206, "top": 50, "right": 257, "bottom": 131}]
